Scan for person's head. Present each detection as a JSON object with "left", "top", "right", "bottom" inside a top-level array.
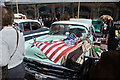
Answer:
[{"left": 2, "top": 7, "right": 14, "bottom": 27}]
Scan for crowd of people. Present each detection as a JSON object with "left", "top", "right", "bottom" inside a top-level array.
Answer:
[
  {"left": 106, "top": 20, "right": 120, "bottom": 51},
  {"left": 38, "top": 17, "right": 59, "bottom": 28},
  {"left": 99, "top": 19, "right": 120, "bottom": 51}
]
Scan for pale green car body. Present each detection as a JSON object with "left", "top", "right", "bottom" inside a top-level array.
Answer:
[{"left": 25, "top": 20, "right": 94, "bottom": 65}]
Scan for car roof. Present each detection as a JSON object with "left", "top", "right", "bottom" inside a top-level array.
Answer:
[
  {"left": 14, "top": 19, "right": 40, "bottom": 24},
  {"left": 92, "top": 19, "right": 103, "bottom": 21},
  {"left": 52, "top": 21, "right": 92, "bottom": 29}
]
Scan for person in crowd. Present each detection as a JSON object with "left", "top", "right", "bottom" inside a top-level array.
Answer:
[
  {"left": 102, "top": 21, "right": 108, "bottom": 38},
  {"left": 43, "top": 17, "right": 49, "bottom": 27},
  {"left": 52, "top": 17, "right": 58, "bottom": 22},
  {"left": 0, "top": 6, "right": 25, "bottom": 80},
  {"left": 43, "top": 17, "right": 53, "bottom": 28},
  {"left": 47, "top": 17, "right": 53, "bottom": 28},
  {"left": 107, "top": 21, "right": 120, "bottom": 50},
  {"left": 106, "top": 20, "right": 113, "bottom": 36},
  {"left": 38, "top": 17, "right": 44, "bottom": 26}
]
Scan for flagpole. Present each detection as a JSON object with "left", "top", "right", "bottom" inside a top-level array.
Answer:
[
  {"left": 16, "top": 0, "right": 19, "bottom": 14},
  {"left": 77, "top": 0, "right": 80, "bottom": 18}
]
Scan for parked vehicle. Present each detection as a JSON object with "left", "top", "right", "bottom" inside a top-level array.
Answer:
[
  {"left": 24, "top": 20, "right": 99, "bottom": 80},
  {"left": 14, "top": 13, "right": 27, "bottom": 19},
  {"left": 69, "top": 18, "right": 95, "bottom": 41},
  {"left": 13, "top": 19, "right": 49, "bottom": 41},
  {"left": 92, "top": 19, "right": 103, "bottom": 33}
]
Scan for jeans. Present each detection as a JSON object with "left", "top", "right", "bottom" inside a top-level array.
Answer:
[{"left": 7, "top": 62, "right": 25, "bottom": 80}]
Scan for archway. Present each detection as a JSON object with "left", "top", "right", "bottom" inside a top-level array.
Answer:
[
  {"left": 39, "top": 6, "right": 52, "bottom": 18},
  {"left": 55, "top": 6, "right": 70, "bottom": 20},
  {"left": 74, "top": 6, "right": 91, "bottom": 18},
  {"left": 26, "top": 9, "right": 35, "bottom": 19},
  {"left": 99, "top": 10, "right": 112, "bottom": 17}
]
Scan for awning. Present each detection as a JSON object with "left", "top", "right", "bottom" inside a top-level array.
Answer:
[{"left": 100, "top": 15, "right": 113, "bottom": 20}]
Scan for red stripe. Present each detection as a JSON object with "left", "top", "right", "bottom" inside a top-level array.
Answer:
[
  {"left": 52, "top": 41, "right": 59, "bottom": 43},
  {"left": 34, "top": 41, "right": 43, "bottom": 46},
  {"left": 38, "top": 41, "right": 63, "bottom": 51},
  {"left": 44, "top": 41, "right": 49, "bottom": 43},
  {"left": 48, "top": 44, "right": 67, "bottom": 59},
  {"left": 44, "top": 42, "right": 63, "bottom": 55},
  {"left": 41, "top": 44, "right": 50, "bottom": 51},
  {"left": 36, "top": 42, "right": 41, "bottom": 46},
  {"left": 52, "top": 40, "right": 62, "bottom": 43},
  {"left": 35, "top": 43, "right": 39, "bottom": 46},
  {"left": 54, "top": 45, "right": 76, "bottom": 63},
  {"left": 34, "top": 41, "right": 39, "bottom": 46}
]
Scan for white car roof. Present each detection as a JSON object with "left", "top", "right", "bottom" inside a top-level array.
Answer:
[
  {"left": 52, "top": 21, "right": 92, "bottom": 29},
  {"left": 14, "top": 19, "right": 40, "bottom": 24}
]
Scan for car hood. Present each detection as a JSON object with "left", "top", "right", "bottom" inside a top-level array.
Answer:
[
  {"left": 25, "top": 35, "right": 67, "bottom": 65},
  {"left": 35, "top": 35, "right": 67, "bottom": 41}
]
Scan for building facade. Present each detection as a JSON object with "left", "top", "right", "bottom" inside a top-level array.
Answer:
[{"left": 6, "top": 2, "right": 120, "bottom": 21}]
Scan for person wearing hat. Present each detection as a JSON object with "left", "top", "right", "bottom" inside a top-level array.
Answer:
[
  {"left": 107, "top": 21, "right": 120, "bottom": 50},
  {"left": 0, "top": 6, "right": 25, "bottom": 80}
]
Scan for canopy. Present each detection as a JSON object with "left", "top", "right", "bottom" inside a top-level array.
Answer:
[{"left": 100, "top": 15, "right": 113, "bottom": 20}]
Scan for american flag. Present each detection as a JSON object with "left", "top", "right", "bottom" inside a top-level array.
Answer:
[{"left": 33, "top": 34, "right": 81, "bottom": 63}]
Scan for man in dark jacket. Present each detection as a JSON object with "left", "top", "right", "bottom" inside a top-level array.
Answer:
[{"left": 107, "top": 21, "right": 120, "bottom": 50}]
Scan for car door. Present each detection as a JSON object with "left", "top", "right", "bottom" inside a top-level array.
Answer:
[{"left": 22, "top": 22, "right": 32, "bottom": 35}]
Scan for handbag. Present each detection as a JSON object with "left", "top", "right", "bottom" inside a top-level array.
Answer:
[{"left": 2, "top": 27, "right": 19, "bottom": 80}]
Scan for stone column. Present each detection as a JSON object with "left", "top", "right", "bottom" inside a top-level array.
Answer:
[
  {"left": 90, "top": 7, "right": 95, "bottom": 18},
  {"left": 70, "top": 3, "right": 74, "bottom": 18},
  {"left": 37, "top": 5, "right": 40, "bottom": 19},
  {"left": 90, "top": 3, "right": 99, "bottom": 19},
  {"left": 115, "top": 2, "right": 120, "bottom": 20},
  {"left": 34, "top": 4, "right": 38, "bottom": 19},
  {"left": 37, "top": 4, "right": 41, "bottom": 18},
  {"left": 51, "top": 4, "right": 55, "bottom": 19}
]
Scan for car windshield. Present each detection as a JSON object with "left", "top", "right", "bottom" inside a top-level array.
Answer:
[
  {"left": 92, "top": 21, "right": 102, "bottom": 25},
  {"left": 50, "top": 24, "right": 86, "bottom": 37}
]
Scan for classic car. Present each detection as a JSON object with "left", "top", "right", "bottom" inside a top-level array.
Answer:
[
  {"left": 69, "top": 18, "right": 95, "bottom": 41},
  {"left": 24, "top": 20, "right": 99, "bottom": 80},
  {"left": 92, "top": 19, "right": 103, "bottom": 33},
  {"left": 13, "top": 19, "right": 49, "bottom": 41}
]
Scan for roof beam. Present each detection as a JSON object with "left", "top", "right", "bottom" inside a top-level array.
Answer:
[{"left": 3, "top": 0, "right": 120, "bottom": 3}]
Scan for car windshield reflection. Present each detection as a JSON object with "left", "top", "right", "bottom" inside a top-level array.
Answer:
[{"left": 50, "top": 24, "right": 86, "bottom": 37}]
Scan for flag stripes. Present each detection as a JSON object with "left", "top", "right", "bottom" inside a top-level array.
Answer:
[{"left": 34, "top": 40, "right": 77, "bottom": 63}]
